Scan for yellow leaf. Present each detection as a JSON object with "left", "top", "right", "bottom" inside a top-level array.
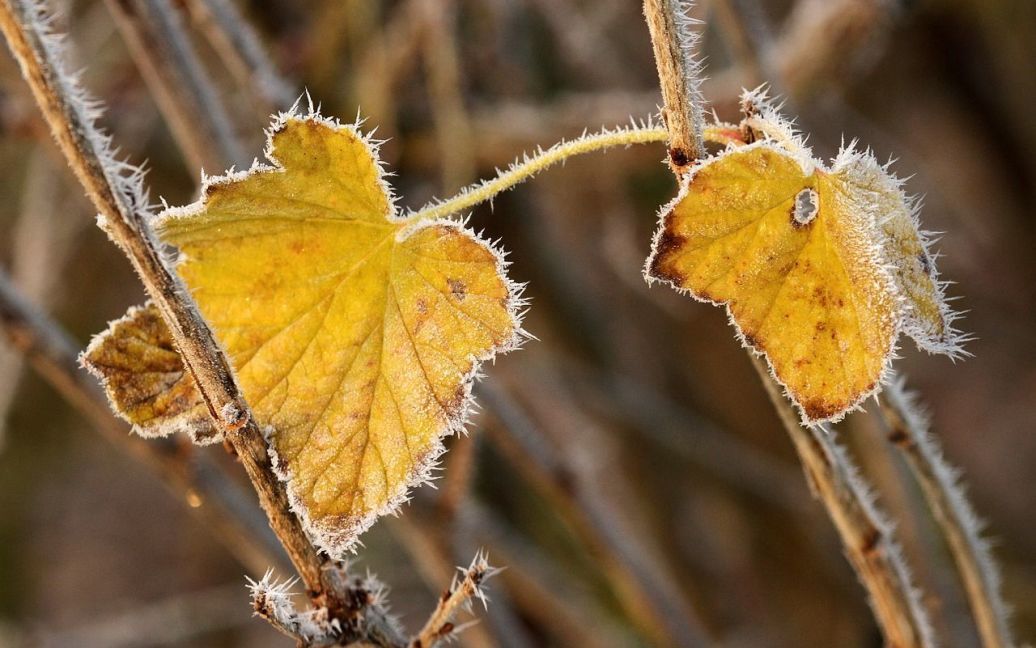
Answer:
[
  {"left": 155, "top": 112, "right": 523, "bottom": 553},
  {"left": 81, "top": 302, "right": 216, "bottom": 444},
  {"left": 646, "top": 122, "right": 961, "bottom": 423}
]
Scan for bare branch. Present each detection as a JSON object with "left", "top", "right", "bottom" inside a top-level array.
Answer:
[
  {"left": 878, "top": 378, "right": 1015, "bottom": 648},
  {"left": 750, "top": 357, "right": 935, "bottom": 647},
  {"left": 408, "top": 551, "right": 501, "bottom": 648},
  {"left": 102, "top": 0, "right": 246, "bottom": 170}
]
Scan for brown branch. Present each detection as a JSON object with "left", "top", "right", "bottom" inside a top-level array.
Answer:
[
  {"left": 0, "top": 0, "right": 348, "bottom": 621},
  {"left": 102, "top": 0, "right": 246, "bottom": 170},
  {"left": 180, "top": 0, "right": 295, "bottom": 117},
  {"left": 0, "top": 270, "right": 288, "bottom": 577},
  {"left": 750, "top": 357, "right": 934, "bottom": 647},
  {"left": 878, "top": 379, "right": 1014, "bottom": 648},
  {"left": 388, "top": 516, "right": 498, "bottom": 648},
  {"left": 407, "top": 551, "right": 500, "bottom": 648},
  {"left": 641, "top": 0, "right": 706, "bottom": 170},
  {"left": 478, "top": 382, "right": 711, "bottom": 647}
]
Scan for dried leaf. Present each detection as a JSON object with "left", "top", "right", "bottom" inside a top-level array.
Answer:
[
  {"left": 82, "top": 302, "right": 216, "bottom": 443},
  {"left": 645, "top": 107, "right": 962, "bottom": 423}
]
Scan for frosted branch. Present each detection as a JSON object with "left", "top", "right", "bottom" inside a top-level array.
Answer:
[
  {"left": 641, "top": 0, "right": 707, "bottom": 170},
  {"left": 0, "top": 0, "right": 348, "bottom": 619},
  {"left": 408, "top": 551, "right": 501, "bottom": 648},
  {"left": 879, "top": 378, "right": 1015, "bottom": 647},
  {"left": 750, "top": 356, "right": 936, "bottom": 647}
]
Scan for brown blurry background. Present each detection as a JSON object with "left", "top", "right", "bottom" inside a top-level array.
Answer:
[{"left": 0, "top": 0, "right": 1033, "bottom": 646}]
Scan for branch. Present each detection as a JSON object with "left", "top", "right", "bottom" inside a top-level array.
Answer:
[
  {"left": 180, "top": 0, "right": 295, "bottom": 116},
  {"left": 102, "top": 0, "right": 246, "bottom": 170},
  {"left": 878, "top": 378, "right": 1015, "bottom": 647},
  {"left": 478, "top": 382, "right": 711, "bottom": 647},
  {"left": 641, "top": 0, "right": 707, "bottom": 169},
  {"left": 750, "top": 357, "right": 935, "bottom": 647},
  {"left": 408, "top": 551, "right": 501, "bottom": 648},
  {"left": 0, "top": 0, "right": 346, "bottom": 618}
]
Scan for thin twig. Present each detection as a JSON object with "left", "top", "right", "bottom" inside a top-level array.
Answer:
[
  {"left": 457, "top": 500, "right": 623, "bottom": 648},
  {"left": 478, "top": 382, "right": 711, "bottom": 647},
  {"left": 417, "top": 0, "right": 474, "bottom": 194},
  {"left": 180, "top": 0, "right": 295, "bottom": 116},
  {"left": 389, "top": 516, "right": 498, "bottom": 648},
  {"left": 750, "top": 356, "right": 935, "bottom": 647},
  {"left": 878, "top": 378, "right": 1014, "bottom": 648},
  {"left": 102, "top": 0, "right": 246, "bottom": 170},
  {"left": 0, "top": 270, "right": 288, "bottom": 577},
  {"left": 0, "top": 0, "right": 346, "bottom": 619},
  {"left": 641, "top": 0, "right": 707, "bottom": 169},
  {"left": 408, "top": 551, "right": 500, "bottom": 648}
]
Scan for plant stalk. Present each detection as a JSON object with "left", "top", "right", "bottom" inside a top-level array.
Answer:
[
  {"left": 641, "top": 0, "right": 707, "bottom": 170},
  {"left": 879, "top": 379, "right": 1014, "bottom": 648},
  {"left": 751, "top": 357, "right": 934, "bottom": 647}
]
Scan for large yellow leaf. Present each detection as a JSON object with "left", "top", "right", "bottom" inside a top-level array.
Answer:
[
  {"left": 151, "top": 112, "right": 523, "bottom": 553},
  {"left": 646, "top": 122, "right": 961, "bottom": 423}
]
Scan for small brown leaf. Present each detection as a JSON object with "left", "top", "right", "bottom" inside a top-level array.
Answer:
[{"left": 81, "top": 302, "right": 217, "bottom": 443}]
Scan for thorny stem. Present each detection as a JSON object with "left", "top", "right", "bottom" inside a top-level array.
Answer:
[
  {"left": 878, "top": 379, "right": 1015, "bottom": 648},
  {"left": 389, "top": 516, "right": 498, "bottom": 648},
  {"left": 408, "top": 553, "right": 498, "bottom": 648},
  {"left": 0, "top": 0, "right": 348, "bottom": 622},
  {"left": 751, "top": 357, "right": 934, "bottom": 647},
  {"left": 0, "top": 270, "right": 289, "bottom": 577},
  {"left": 641, "top": 0, "right": 707, "bottom": 171}
]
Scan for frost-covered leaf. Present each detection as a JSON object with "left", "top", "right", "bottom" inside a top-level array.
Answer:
[
  {"left": 147, "top": 111, "right": 523, "bottom": 553},
  {"left": 81, "top": 302, "right": 217, "bottom": 444},
  {"left": 645, "top": 105, "right": 962, "bottom": 424}
]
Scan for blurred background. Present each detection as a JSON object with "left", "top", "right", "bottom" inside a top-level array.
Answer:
[{"left": 0, "top": 0, "right": 1033, "bottom": 646}]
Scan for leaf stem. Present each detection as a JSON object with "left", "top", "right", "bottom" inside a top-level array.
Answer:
[
  {"left": 407, "top": 124, "right": 668, "bottom": 222},
  {"left": 750, "top": 357, "right": 935, "bottom": 647},
  {"left": 408, "top": 122, "right": 742, "bottom": 224},
  {"left": 878, "top": 378, "right": 1015, "bottom": 648}
]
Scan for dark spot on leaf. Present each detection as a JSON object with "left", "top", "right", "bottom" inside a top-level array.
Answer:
[
  {"left": 649, "top": 227, "right": 688, "bottom": 284},
  {"left": 802, "top": 399, "right": 840, "bottom": 421},
  {"left": 447, "top": 278, "right": 467, "bottom": 301}
]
